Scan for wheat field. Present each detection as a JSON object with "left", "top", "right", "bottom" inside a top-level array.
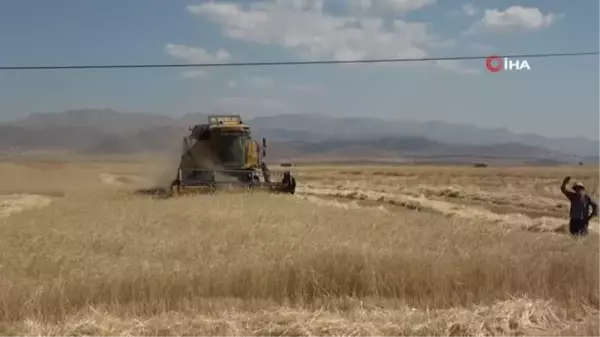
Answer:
[{"left": 0, "top": 154, "right": 598, "bottom": 336}]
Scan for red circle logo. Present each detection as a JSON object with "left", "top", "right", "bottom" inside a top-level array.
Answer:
[{"left": 486, "top": 56, "right": 503, "bottom": 73}]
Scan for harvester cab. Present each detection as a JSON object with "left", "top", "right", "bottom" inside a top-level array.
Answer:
[{"left": 170, "top": 115, "right": 296, "bottom": 195}]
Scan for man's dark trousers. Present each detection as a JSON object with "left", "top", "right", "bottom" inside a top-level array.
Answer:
[{"left": 569, "top": 218, "right": 589, "bottom": 236}]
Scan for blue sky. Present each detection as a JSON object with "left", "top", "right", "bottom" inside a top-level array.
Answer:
[{"left": 0, "top": 0, "right": 598, "bottom": 139}]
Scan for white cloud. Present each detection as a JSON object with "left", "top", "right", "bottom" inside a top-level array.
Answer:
[
  {"left": 275, "top": 0, "right": 324, "bottom": 13},
  {"left": 468, "top": 6, "right": 562, "bottom": 34},
  {"left": 165, "top": 44, "right": 231, "bottom": 63},
  {"left": 165, "top": 44, "right": 232, "bottom": 79},
  {"left": 187, "top": 1, "right": 446, "bottom": 63},
  {"left": 461, "top": 3, "right": 477, "bottom": 16},
  {"left": 347, "top": 0, "right": 436, "bottom": 15}
]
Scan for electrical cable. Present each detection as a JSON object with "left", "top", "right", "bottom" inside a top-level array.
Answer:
[{"left": 0, "top": 51, "right": 597, "bottom": 71}]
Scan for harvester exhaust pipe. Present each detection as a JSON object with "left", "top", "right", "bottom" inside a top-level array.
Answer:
[{"left": 262, "top": 138, "right": 267, "bottom": 157}]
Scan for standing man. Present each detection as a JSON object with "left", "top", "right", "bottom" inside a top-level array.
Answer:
[{"left": 560, "top": 176, "right": 598, "bottom": 236}]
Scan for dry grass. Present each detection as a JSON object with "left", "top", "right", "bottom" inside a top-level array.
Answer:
[{"left": 0, "top": 156, "right": 598, "bottom": 336}]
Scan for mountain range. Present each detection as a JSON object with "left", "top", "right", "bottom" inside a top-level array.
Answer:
[{"left": 1, "top": 109, "right": 597, "bottom": 164}]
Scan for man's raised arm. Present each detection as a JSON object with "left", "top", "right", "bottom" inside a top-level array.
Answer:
[{"left": 561, "top": 176, "right": 574, "bottom": 198}]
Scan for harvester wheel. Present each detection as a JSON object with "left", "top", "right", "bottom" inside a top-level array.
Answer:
[
  {"left": 170, "top": 179, "right": 182, "bottom": 196},
  {"left": 288, "top": 178, "right": 296, "bottom": 194},
  {"left": 282, "top": 171, "right": 296, "bottom": 194}
]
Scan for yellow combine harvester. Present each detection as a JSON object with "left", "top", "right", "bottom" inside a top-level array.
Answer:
[{"left": 169, "top": 114, "right": 296, "bottom": 196}]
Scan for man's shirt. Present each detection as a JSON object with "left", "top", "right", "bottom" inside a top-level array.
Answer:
[{"left": 561, "top": 188, "right": 598, "bottom": 220}]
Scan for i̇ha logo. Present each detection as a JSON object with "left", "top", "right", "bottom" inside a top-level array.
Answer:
[{"left": 485, "top": 55, "right": 531, "bottom": 73}]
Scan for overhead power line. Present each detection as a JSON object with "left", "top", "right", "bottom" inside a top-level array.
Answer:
[{"left": 0, "top": 51, "right": 597, "bottom": 71}]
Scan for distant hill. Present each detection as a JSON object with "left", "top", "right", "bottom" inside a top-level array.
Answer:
[
  {"left": 0, "top": 125, "right": 109, "bottom": 151},
  {"left": 275, "top": 137, "right": 579, "bottom": 162},
  {"left": 248, "top": 114, "right": 599, "bottom": 157},
  {"left": 8, "top": 109, "right": 176, "bottom": 136},
  {"left": 1, "top": 109, "right": 196, "bottom": 154},
  {"left": 0, "top": 109, "right": 595, "bottom": 164}
]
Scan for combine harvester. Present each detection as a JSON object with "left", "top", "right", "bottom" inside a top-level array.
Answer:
[{"left": 169, "top": 114, "right": 296, "bottom": 196}]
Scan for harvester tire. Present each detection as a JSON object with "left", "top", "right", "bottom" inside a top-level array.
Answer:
[
  {"left": 289, "top": 177, "right": 296, "bottom": 194},
  {"left": 288, "top": 177, "right": 296, "bottom": 194},
  {"left": 282, "top": 171, "right": 296, "bottom": 194},
  {"left": 170, "top": 179, "right": 182, "bottom": 196}
]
